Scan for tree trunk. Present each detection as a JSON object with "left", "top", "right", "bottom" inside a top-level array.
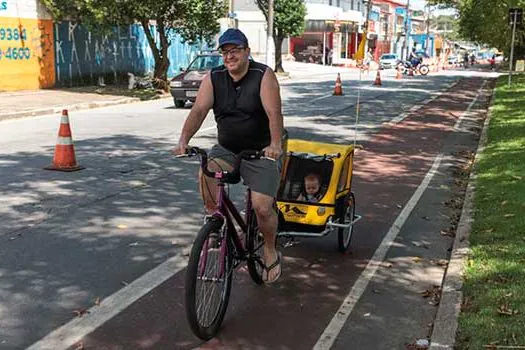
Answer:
[
  {"left": 141, "top": 18, "right": 170, "bottom": 91},
  {"left": 274, "top": 35, "right": 284, "bottom": 72}
]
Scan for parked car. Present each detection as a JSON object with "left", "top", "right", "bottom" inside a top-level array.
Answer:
[
  {"left": 379, "top": 53, "right": 400, "bottom": 69},
  {"left": 170, "top": 51, "right": 223, "bottom": 108},
  {"left": 448, "top": 55, "right": 459, "bottom": 65}
]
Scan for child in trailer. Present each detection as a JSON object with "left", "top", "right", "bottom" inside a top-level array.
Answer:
[{"left": 296, "top": 173, "right": 323, "bottom": 203}]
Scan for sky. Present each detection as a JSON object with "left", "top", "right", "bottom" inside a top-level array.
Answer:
[{"left": 408, "top": 0, "right": 457, "bottom": 16}]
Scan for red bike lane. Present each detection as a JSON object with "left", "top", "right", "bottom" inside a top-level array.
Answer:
[{"left": 63, "top": 77, "right": 487, "bottom": 350}]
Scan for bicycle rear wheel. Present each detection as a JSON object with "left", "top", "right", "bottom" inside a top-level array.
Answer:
[
  {"left": 246, "top": 210, "right": 265, "bottom": 285},
  {"left": 185, "top": 219, "right": 233, "bottom": 340}
]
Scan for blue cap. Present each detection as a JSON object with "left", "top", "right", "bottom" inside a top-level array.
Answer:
[{"left": 218, "top": 28, "right": 249, "bottom": 49}]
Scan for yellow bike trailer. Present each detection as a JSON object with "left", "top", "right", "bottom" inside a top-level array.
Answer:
[{"left": 276, "top": 139, "right": 361, "bottom": 253}]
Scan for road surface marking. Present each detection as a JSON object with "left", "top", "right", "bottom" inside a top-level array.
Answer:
[
  {"left": 27, "top": 255, "right": 188, "bottom": 350},
  {"left": 313, "top": 153, "right": 444, "bottom": 350},
  {"left": 454, "top": 80, "right": 487, "bottom": 130}
]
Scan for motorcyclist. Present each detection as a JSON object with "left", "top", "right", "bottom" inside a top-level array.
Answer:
[{"left": 408, "top": 48, "right": 421, "bottom": 68}]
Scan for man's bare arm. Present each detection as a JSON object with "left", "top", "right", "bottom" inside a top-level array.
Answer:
[
  {"left": 260, "top": 68, "right": 284, "bottom": 159},
  {"left": 175, "top": 73, "right": 214, "bottom": 153}
]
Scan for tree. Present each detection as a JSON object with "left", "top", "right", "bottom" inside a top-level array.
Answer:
[
  {"left": 42, "top": 0, "right": 226, "bottom": 89},
  {"left": 255, "top": 0, "right": 306, "bottom": 72},
  {"left": 428, "top": 0, "right": 525, "bottom": 56}
]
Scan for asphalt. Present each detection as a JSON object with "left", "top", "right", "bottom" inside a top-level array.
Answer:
[{"left": 0, "top": 63, "right": 496, "bottom": 349}]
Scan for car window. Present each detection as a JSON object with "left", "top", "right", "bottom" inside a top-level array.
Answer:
[
  {"left": 381, "top": 55, "right": 397, "bottom": 60},
  {"left": 188, "top": 55, "right": 224, "bottom": 71}
]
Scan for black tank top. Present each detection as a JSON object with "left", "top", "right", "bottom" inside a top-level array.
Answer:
[{"left": 210, "top": 60, "right": 271, "bottom": 154}]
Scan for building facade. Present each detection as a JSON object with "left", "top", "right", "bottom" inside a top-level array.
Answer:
[{"left": 233, "top": 0, "right": 365, "bottom": 65}]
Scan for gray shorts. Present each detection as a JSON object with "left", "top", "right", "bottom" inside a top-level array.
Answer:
[{"left": 208, "top": 144, "right": 280, "bottom": 197}]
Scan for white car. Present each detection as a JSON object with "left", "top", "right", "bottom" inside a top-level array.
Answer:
[{"left": 379, "top": 53, "right": 400, "bottom": 69}]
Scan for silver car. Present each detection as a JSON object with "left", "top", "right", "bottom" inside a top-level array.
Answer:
[{"left": 379, "top": 53, "right": 400, "bottom": 69}]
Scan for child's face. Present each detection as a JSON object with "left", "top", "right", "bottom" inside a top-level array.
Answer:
[{"left": 305, "top": 178, "right": 320, "bottom": 195}]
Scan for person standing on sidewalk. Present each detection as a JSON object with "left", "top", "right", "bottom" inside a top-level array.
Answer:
[{"left": 173, "top": 28, "right": 285, "bottom": 283}]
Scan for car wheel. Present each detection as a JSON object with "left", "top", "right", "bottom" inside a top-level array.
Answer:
[{"left": 174, "top": 99, "right": 185, "bottom": 108}]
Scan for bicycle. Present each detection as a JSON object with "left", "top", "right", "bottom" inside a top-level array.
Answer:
[{"left": 177, "top": 146, "right": 273, "bottom": 340}]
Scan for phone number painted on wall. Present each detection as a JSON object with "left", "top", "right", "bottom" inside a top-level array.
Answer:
[
  {"left": 0, "top": 27, "right": 28, "bottom": 41},
  {"left": 0, "top": 47, "right": 31, "bottom": 60}
]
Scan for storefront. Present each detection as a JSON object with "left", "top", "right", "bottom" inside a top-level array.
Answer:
[{"left": 290, "top": 3, "right": 363, "bottom": 65}]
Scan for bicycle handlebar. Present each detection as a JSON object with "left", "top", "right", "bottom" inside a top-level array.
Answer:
[{"left": 176, "top": 146, "right": 268, "bottom": 182}]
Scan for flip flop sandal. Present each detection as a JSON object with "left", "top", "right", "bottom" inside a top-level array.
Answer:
[{"left": 263, "top": 251, "right": 282, "bottom": 284}]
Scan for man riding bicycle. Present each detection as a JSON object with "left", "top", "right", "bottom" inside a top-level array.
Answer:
[{"left": 173, "top": 28, "right": 284, "bottom": 283}]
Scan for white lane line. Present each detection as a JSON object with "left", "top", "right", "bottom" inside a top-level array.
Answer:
[
  {"left": 388, "top": 80, "right": 461, "bottom": 126},
  {"left": 27, "top": 255, "right": 188, "bottom": 350},
  {"left": 313, "top": 153, "right": 444, "bottom": 350},
  {"left": 310, "top": 94, "right": 333, "bottom": 103},
  {"left": 453, "top": 80, "right": 487, "bottom": 130}
]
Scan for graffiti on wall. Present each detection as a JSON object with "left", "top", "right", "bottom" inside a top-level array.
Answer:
[
  {"left": 0, "top": 17, "right": 55, "bottom": 90},
  {"left": 54, "top": 22, "right": 207, "bottom": 87}
]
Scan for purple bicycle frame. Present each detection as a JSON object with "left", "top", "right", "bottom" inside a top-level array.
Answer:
[{"left": 200, "top": 180, "right": 254, "bottom": 279}]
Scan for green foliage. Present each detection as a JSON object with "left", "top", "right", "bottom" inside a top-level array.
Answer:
[
  {"left": 41, "top": 0, "right": 225, "bottom": 85},
  {"left": 255, "top": 0, "right": 306, "bottom": 40},
  {"left": 428, "top": 0, "right": 525, "bottom": 54}
]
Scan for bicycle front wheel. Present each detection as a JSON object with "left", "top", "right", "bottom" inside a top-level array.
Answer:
[{"left": 185, "top": 219, "right": 233, "bottom": 340}]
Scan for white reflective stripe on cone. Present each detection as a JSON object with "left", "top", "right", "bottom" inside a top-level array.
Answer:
[
  {"left": 61, "top": 116, "right": 70, "bottom": 124},
  {"left": 56, "top": 137, "right": 74, "bottom": 145}
]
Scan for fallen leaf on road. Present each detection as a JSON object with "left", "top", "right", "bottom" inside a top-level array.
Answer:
[
  {"left": 363, "top": 312, "right": 371, "bottom": 317},
  {"left": 73, "top": 342, "right": 84, "bottom": 350},
  {"left": 412, "top": 256, "right": 422, "bottom": 263},
  {"left": 382, "top": 262, "right": 393, "bottom": 268},
  {"left": 129, "top": 242, "right": 139, "bottom": 247},
  {"left": 94, "top": 297, "right": 101, "bottom": 306},
  {"left": 121, "top": 280, "right": 129, "bottom": 286},
  {"left": 440, "top": 229, "right": 455, "bottom": 237},
  {"left": 396, "top": 204, "right": 402, "bottom": 209},
  {"left": 422, "top": 216, "right": 430, "bottom": 221},
  {"left": 372, "top": 289, "right": 382, "bottom": 294},
  {"left": 117, "top": 224, "right": 128, "bottom": 229},
  {"left": 436, "top": 259, "right": 449, "bottom": 267},
  {"left": 73, "top": 308, "right": 89, "bottom": 317}
]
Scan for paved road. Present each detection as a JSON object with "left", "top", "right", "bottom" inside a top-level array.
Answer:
[{"left": 0, "top": 68, "right": 494, "bottom": 349}]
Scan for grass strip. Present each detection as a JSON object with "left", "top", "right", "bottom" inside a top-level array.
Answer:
[{"left": 457, "top": 74, "right": 525, "bottom": 349}]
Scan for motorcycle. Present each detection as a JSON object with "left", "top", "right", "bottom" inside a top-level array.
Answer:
[{"left": 396, "top": 60, "right": 430, "bottom": 76}]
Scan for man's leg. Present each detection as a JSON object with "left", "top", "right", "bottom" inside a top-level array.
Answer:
[{"left": 251, "top": 191, "right": 281, "bottom": 282}]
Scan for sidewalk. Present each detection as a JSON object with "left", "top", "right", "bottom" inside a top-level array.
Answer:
[{"left": 0, "top": 89, "right": 149, "bottom": 121}]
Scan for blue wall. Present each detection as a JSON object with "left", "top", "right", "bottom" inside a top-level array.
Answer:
[{"left": 54, "top": 22, "right": 208, "bottom": 87}]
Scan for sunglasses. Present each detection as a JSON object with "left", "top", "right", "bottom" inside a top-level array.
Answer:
[{"left": 219, "top": 46, "right": 246, "bottom": 57}]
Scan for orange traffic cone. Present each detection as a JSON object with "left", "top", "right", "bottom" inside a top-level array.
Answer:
[
  {"left": 373, "top": 70, "right": 382, "bottom": 86},
  {"left": 45, "top": 109, "right": 84, "bottom": 172},
  {"left": 333, "top": 73, "right": 343, "bottom": 96}
]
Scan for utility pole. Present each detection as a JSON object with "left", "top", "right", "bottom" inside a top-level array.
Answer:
[
  {"left": 363, "top": 0, "right": 374, "bottom": 53},
  {"left": 266, "top": 0, "right": 275, "bottom": 69},
  {"left": 425, "top": 4, "right": 431, "bottom": 54},
  {"left": 508, "top": 9, "right": 518, "bottom": 87},
  {"left": 401, "top": 0, "right": 410, "bottom": 60}
]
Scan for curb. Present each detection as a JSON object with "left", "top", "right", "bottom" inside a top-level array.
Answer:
[
  {"left": 429, "top": 83, "right": 496, "bottom": 349},
  {"left": 0, "top": 97, "right": 142, "bottom": 121}
]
